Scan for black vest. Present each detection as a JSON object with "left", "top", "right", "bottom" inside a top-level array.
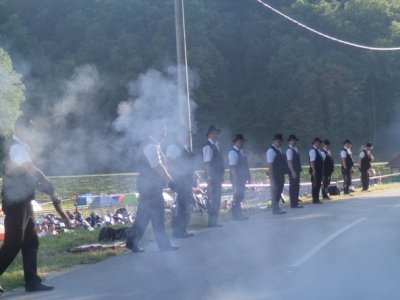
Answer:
[
  {"left": 321, "top": 149, "right": 334, "bottom": 175},
  {"left": 230, "top": 148, "right": 251, "bottom": 184},
  {"left": 288, "top": 147, "right": 302, "bottom": 174},
  {"left": 1, "top": 139, "right": 36, "bottom": 203},
  {"left": 270, "top": 146, "right": 288, "bottom": 180},
  {"left": 342, "top": 148, "right": 354, "bottom": 170},
  {"left": 136, "top": 139, "right": 165, "bottom": 193},
  {"left": 360, "top": 150, "right": 371, "bottom": 171},
  {"left": 205, "top": 141, "right": 225, "bottom": 181},
  {"left": 309, "top": 147, "right": 323, "bottom": 175}
]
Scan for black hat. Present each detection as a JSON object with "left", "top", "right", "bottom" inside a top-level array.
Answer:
[
  {"left": 207, "top": 125, "right": 221, "bottom": 135},
  {"left": 365, "top": 142, "right": 373, "bottom": 148},
  {"left": 233, "top": 134, "right": 246, "bottom": 142},
  {"left": 323, "top": 139, "right": 331, "bottom": 145},
  {"left": 343, "top": 139, "right": 352, "bottom": 145},
  {"left": 312, "top": 137, "right": 322, "bottom": 143},
  {"left": 272, "top": 134, "right": 283, "bottom": 141},
  {"left": 287, "top": 134, "right": 299, "bottom": 141}
]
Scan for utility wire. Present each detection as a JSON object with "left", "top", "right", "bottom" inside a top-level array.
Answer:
[{"left": 256, "top": 0, "right": 400, "bottom": 51}]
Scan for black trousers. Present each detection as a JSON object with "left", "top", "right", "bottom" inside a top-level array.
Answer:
[
  {"left": 322, "top": 174, "right": 332, "bottom": 198},
  {"left": 311, "top": 173, "right": 322, "bottom": 202},
  {"left": 128, "top": 189, "right": 171, "bottom": 250},
  {"left": 0, "top": 200, "right": 41, "bottom": 286},
  {"left": 342, "top": 168, "right": 352, "bottom": 194},
  {"left": 271, "top": 176, "right": 285, "bottom": 213},
  {"left": 289, "top": 173, "right": 300, "bottom": 207},
  {"left": 207, "top": 181, "right": 222, "bottom": 226},
  {"left": 172, "top": 181, "right": 193, "bottom": 235},
  {"left": 361, "top": 170, "right": 369, "bottom": 190},
  {"left": 231, "top": 181, "right": 245, "bottom": 218}
]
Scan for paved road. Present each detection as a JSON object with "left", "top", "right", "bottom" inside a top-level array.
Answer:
[{"left": 3, "top": 188, "right": 400, "bottom": 300}]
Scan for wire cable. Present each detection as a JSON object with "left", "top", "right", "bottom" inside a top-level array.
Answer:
[{"left": 256, "top": 0, "right": 400, "bottom": 51}]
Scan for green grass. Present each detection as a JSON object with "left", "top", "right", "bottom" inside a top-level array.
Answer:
[{"left": 0, "top": 228, "right": 125, "bottom": 290}]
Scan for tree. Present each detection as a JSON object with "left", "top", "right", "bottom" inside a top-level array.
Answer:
[{"left": 0, "top": 47, "right": 25, "bottom": 137}]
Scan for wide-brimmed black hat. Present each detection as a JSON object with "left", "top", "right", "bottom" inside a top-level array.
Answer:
[
  {"left": 343, "top": 139, "right": 352, "bottom": 145},
  {"left": 287, "top": 134, "right": 299, "bottom": 141},
  {"left": 323, "top": 139, "right": 331, "bottom": 145},
  {"left": 233, "top": 134, "right": 246, "bottom": 142},
  {"left": 207, "top": 125, "right": 221, "bottom": 135},
  {"left": 272, "top": 133, "right": 283, "bottom": 141},
  {"left": 312, "top": 137, "right": 322, "bottom": 143},
  {"left": 365, "top": 142, "right": 373, "bottom": 148}
]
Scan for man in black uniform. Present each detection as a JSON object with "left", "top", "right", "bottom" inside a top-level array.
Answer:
[
  {"left": 340, "top": 139, "right": 354, "bottom": 195},
  {"left": 228, "top": 134, "right": 251, "bottom": 220},
  {"left": 321, "top": 139, "right": 334, "bottom": 200},
  {"left": 166, "top": 127, "right": 195, "bottom": 238},
  {"left": 203, "top": 125, "right": 225, "bottom": 227},
  {"left": 286, "top": 134, "right": 302, "bottom": 208},
  {"left": 126, "top": 127, "right": 179, "bottom": 252},
  {"left": 309, "top": 137, "right": 323, "bottom": 204},
  {"left": 0, "top": 116, "right": 71, "bottom": 293},
  {"left": 359, "top": 143, "right": 374, "bottom": 191},
  {"left": 266, "top": 134, "right": 287, "bottom": 215}
]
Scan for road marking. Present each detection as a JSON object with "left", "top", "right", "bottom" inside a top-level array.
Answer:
[{"left": 290, "top": 217, "right": 367, "bottom": 268}]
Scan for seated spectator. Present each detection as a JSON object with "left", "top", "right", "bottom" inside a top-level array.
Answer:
[{"left": 47, "top": 224, "right": 58, "bottom": 236}]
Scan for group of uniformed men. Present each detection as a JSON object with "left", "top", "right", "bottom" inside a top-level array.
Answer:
[
  {"left": 0, "top": 119, "right": 375, "bottom": 293},
  {"left": 125, "top": 125, "right": 376, "bottom": 252}
]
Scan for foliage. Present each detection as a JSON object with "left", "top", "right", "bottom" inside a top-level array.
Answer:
[
  {"left": 0, "top": 0, "right": 400, "bottom": 172},
  {"left": 0, "top": 47, "right": 24, "bottom": 137}
]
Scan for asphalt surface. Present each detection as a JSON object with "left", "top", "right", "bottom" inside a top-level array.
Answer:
[{"left": 3, "top": 188, "right": 400, "bottom": 300}]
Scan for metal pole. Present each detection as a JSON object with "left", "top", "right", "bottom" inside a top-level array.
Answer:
[{"left": 174, "top": 0, "right": 193, "bottom": 150}]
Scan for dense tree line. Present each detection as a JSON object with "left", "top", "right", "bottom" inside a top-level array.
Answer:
[{"left": 1, "top": 0, "right": 400, "bottom": 174}]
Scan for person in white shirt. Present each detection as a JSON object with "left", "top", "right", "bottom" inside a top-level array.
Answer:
[
  {"left": 286, "top": 134, "right": 302, "bottom": 208},
  {"left": 340, "top": 139, "right": 354, "bottom": 194},
  {"left": 126, "top": 127, "right": 179, "bottom": 253},
  {"left": 228, "top": 134, "right": 251, "bottom": 220},
  {"left": 309, "top": 137, "right": 323, "bottom": 204},
  {"left": 203, "top": 125, "right": 225, "bottom": 227},
  {"left": 321, "top": 139, "right": 335, "bottom": 200},
  {"left": 166, "top": 127, "right": 195, "bottom": 238},
  {"left": 0, "top": 115, "right": 70, "bottom": 293},
  {"left": 359, "top": 142, "right": 374, "bottom": 191},
  {"left": 266, "top": 134, "right": 287, "bottom": 215}
]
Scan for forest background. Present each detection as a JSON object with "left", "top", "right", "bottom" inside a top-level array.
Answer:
[{"left": 1, "top": 0, "right": 400, "bottom": 175}]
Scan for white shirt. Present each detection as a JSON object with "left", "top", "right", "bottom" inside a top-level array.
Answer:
[
  {"left": 9, "top": 135, "right": 31, "bottom": 166},
  {"left": 309, "top": 146, "right": 319, "bottom": 162},
  {"left": 340, "top": 147, "right": 351, "bottom": 159},
  {"left": 266, "top": 145, "right": 282, "bottom": 164},
  {"left": 143, "top": 139, "right": 163, "bottom": 168},
  {"left": 321, "top": 148, "right": 331, "bottom": 161},
  {"left": 203, "top": 139, "right": 219, "bottom": 163},
  {"left": 166, "top": 144, "right": 182, "bottom": 160},
  {"left": 286, "top": 146, "right": 298, "bottom": 161},
  {"left": 228, "top": 146, "right": 244, "bottom": 166},
  {"left": 359, "top": 151, "right": 366, "bottom": 159}
]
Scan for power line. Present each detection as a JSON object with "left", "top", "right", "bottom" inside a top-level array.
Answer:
[{"left": 256, "top": 0, "right": 400, "bottom": 51}]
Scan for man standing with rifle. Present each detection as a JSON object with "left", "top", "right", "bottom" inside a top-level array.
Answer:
[
  {"left": 309, "top": 137, "right": 324, "bottom": 204},
  {"left": 321, "top": 139, "right": 334, "bottom": 200},
  {"left": 341, "top": 139, "right": 354, "bottom": 195},
  {"left": 203, "top": 125, "right": 225, "bottom": 227},
  {"left": 228, "top": 134, "right": 251, "bottom": 220},
  {"left": 359, "top": 143, "right": 374, "bottom": 191},
  {"left": 0, "top": 116, "right": 71, "bottom": 293},
  {"left": 166, "top": 126, "right": 195, "bottom": 238}
]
